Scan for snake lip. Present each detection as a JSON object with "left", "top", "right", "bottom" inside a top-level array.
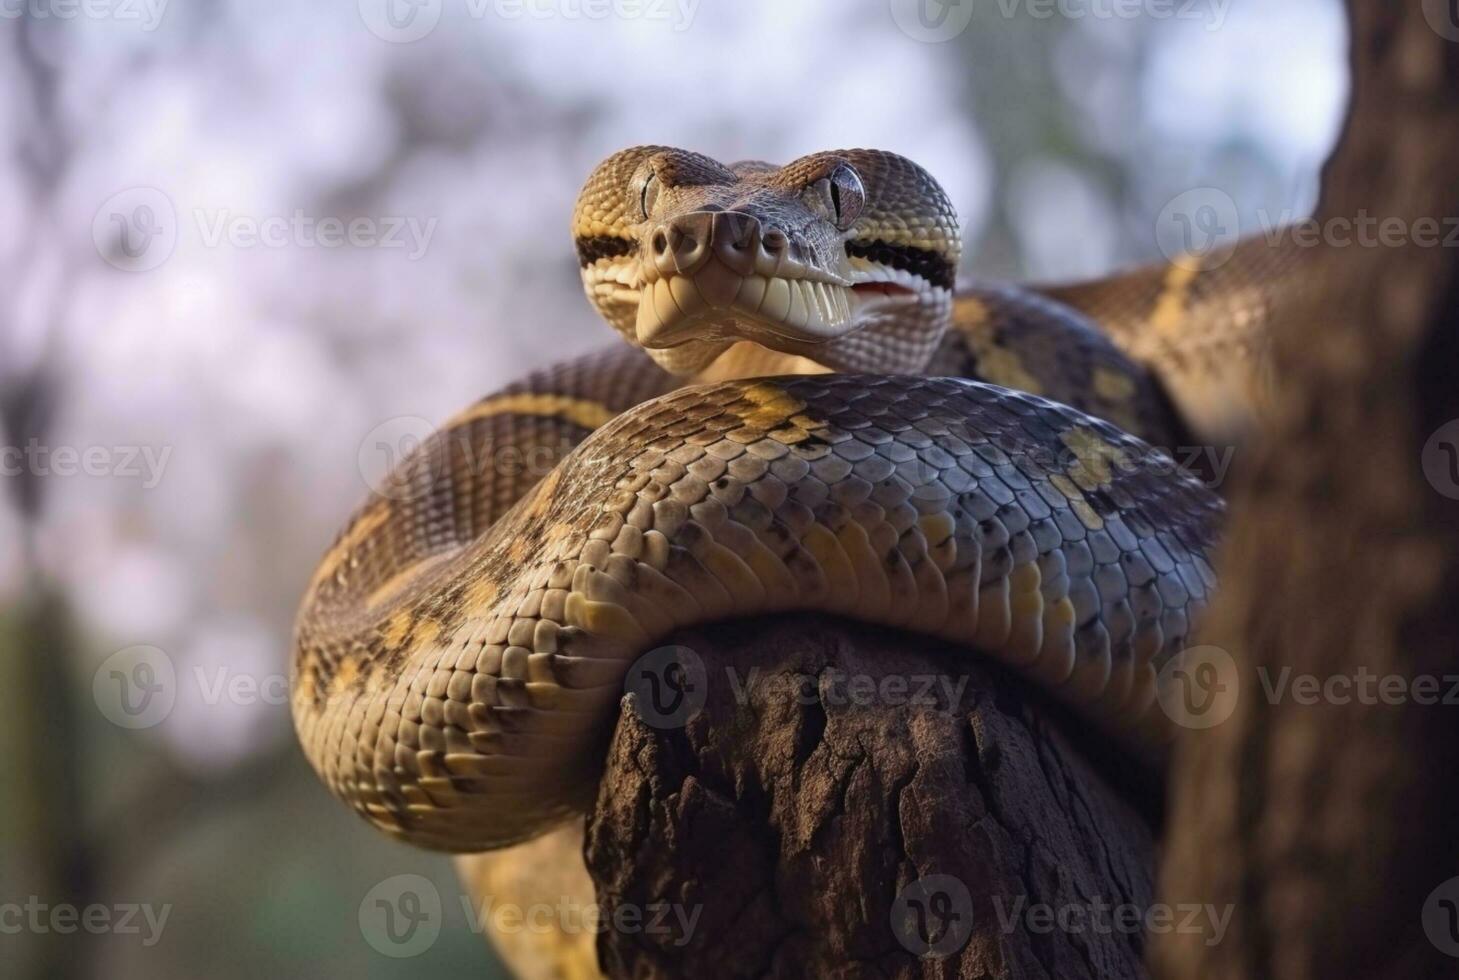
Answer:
[{"left": 636, "top": 259, "right": 858, "bottom": 351}]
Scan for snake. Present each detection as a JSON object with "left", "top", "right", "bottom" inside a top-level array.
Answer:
[{"left": 291, "top": 145, "right": 1276, "bottom": 852}]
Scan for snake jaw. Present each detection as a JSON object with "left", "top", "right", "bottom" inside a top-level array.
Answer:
[{"left": 635, "top": 266, "right": 859, "bottom": 353}]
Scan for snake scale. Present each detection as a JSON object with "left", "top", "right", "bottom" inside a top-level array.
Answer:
[{"left": 291, "top": 146, "right": 1284, "bottom": 851}]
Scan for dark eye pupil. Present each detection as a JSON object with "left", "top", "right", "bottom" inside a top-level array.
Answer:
[
  {"left": 830, "top": 179, "right": 842, "bottom": 218},
  {"left": 641, "top": 175, "right": 657, "bottom": 218}
]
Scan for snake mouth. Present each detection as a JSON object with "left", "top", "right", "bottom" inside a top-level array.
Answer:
[
  {"left": 636, "top": 258, "right": 858, "bottom": 350},
  {"left": 851, "top": 281, "right": 919, "bottom": 299}
]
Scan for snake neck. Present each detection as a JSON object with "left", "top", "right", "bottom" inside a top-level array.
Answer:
[{"left": 689, "top": 341, "right": 836, "bottom": 384}]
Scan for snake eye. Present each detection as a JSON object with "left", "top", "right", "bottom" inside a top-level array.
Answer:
[
  {"left": 639, "top": 173, "right": 661, "bottom": 221},
  {"left": 806, "top": 163, "right": 866, "bottom": 231}
]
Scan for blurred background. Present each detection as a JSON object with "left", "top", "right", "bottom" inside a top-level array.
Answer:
[{"left": 0, "top": 0, "right": 1347, "bottom": 976}]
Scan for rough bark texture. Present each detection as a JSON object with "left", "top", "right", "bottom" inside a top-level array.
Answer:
[
  {"left": 1153, "top": 3, "right": 1459, "bottom": 978},
  {"left": 585, "top": 615, "right": 1160, "bottom": 979}
]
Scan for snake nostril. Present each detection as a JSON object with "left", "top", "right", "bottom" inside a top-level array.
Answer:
[
  {"left": 763, "top": 229, "right": 789, "bottom": 254},
  {"left": 652, "top": 230, "right": 669, "bottom": 256}
]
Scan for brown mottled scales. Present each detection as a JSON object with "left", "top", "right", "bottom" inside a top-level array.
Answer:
[{"left": 292, "top": 146, "right": 1265, "bottom": 852}]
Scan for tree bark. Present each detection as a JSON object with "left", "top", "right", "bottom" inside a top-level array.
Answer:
[
  {"left": 1153, "top": 3, "right": 1459, "bottom": 978},
  {"left": 584, "top": 615, "right": 1160, "bottom": 979}
]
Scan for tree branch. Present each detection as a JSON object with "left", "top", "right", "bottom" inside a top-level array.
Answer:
[{"left": 584, "top": 615, "right": 1159, "bottom": 979}]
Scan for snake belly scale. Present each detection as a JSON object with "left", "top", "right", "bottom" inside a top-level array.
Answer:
[{"left": 292, "top": 146, "right": 1234, "bottom": 851}]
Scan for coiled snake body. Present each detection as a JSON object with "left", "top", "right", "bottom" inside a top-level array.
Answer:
[{"left": 291, "top": 147, "right": 1285, "bottom": 851}]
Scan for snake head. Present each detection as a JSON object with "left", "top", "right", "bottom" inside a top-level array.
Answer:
[{"left": 572, "top": 146, "right": 962, "bottom": 375}]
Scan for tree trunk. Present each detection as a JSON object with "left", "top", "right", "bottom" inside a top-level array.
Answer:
[
  {"left": 1153, "top": 3, "right": 1459, "bottom": 978},
  {"left": 584, "top": 615, "right": 1160, "bottom": 979}
]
